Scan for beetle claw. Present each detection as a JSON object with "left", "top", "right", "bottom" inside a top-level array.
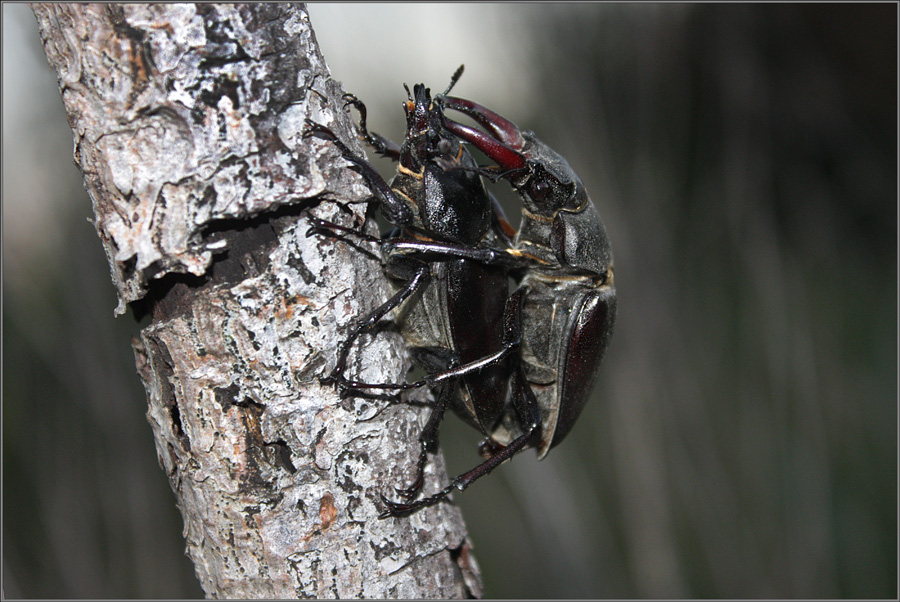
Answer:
[
  {"left": 394, "top": 474, "right": 425, "bottom": 501},
  {"left": 319, "top": 373, "right": 339, "bottom": 388},
  {"left": 477, "top": 437, "right": 507, "bottom": 459},
  {"left": 378, "top": 493, "right": 436, "bottom": 518},
  {"left": 302, "top": 119, "right": 337, "bottom": 141},
  {"left": 378, "top": 494, "right": 413, "bottom": 518}
]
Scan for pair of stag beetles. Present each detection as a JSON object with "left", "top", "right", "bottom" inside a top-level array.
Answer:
[{"left": 305, "top": 66, "right": 616, "bottom": 518}]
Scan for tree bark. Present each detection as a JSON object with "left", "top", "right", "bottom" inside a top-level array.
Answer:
[{"left": 31, "top": 3, "right": 482, "bottom": 598}]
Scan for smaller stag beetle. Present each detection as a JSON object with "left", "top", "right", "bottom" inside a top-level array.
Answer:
[{"left": 305, "top": 68, "right": 534, "bottom": 517}]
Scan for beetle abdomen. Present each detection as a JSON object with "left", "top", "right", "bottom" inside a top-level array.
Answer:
[
  {"left": 550, "top": 285, "right": 616, "bottom": 450},
  {"left": 445, "top": 259, "right": 511, "bottom": 434}
]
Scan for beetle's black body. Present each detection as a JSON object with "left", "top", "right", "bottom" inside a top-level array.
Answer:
[
  {"left": 305, "top": 68, "right": 615, "bottom": 516},
  {"left": 306, "top": 72, "right": 533, "bottom": 513},
  {"left": 360, "top": 81, "right": 516, "bottom": 440}
]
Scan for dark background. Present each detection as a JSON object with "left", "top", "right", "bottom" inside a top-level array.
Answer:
[{"left": 3, "top": 3, "right": 896, "bottom": 598}]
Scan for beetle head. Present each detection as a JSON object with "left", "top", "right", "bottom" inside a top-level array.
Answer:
[
  {"left": 515, "top": 132, "right": 587, "bottom": 217},
  {"left": 401, "top": 83, "right": 465, "bottom": 175},
  {"left": 516, "top": 133, "right": 612, "bottom": 276},
  {"left": 441, "top": 97, "right": 612, "bottom": 277},
  {"left": 400, "top": 83, "right": 434, "bottom": 172},
  {"left": 439, "top": 98, "right": 587, "bottom": 217},
  {"left": 395, "top": 76, "right": 493, "bottom": 245}
]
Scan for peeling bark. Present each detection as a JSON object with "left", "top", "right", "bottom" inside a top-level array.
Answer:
[{"left": 32, "top": 3, "right": 482, "bottom": 598}]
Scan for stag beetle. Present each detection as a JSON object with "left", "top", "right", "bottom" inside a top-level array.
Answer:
[
  {"left": 305, "top": 67, "right": 616, "bottom": 517},
  {"left": 306, "top": 68, "right": 536, "bottom": 516},
  {"left": 431, "top": 94, "right": 617, "bottom": 467}
]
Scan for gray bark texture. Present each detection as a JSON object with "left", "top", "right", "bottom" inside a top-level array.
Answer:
[{"left": 31, "top": 3, "right": 482, "bottom": 598}]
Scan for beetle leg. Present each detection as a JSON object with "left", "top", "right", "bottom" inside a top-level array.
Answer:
[
  {"left": 303, "top": 120, "right": 414, "bottom": 226},
  {"left": 306, "top": 216, "right": 383, "bottom": 249},
  {"left": 393, "top": 372, "right": 456, "bottom": 500},
  {"left": 489, "top": 191, "right": 518, "bottom": 243},
  {"left": 308, "top": 216, "right": 526, "bottom": 269},
  {"left": 321, "top": 263, "right": 431, "bottom": 387},
  {"left": 342, "top": 93, "right": 402, "bottom": 161},
  {"left": 379, "top": 364, "right": 541, "bottom": 518},
  {"left": 337, "top": 287, "right": 526, "bottom": 392},
  {"left": 385, "top": 239, "right": 535, "bottom": 269},
  {"left": 307, "top": 217, "right": 534, "bottom": 275},
  {"left": 334, "top": 328, "right": 511, "bottom": 390}
]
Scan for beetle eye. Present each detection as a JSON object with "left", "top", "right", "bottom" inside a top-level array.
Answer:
[{"left": 528, "top": 176, "right": 551, "bottom": 202}]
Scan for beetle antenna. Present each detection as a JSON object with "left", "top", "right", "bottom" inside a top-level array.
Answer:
[
  {"left": 403, "top": 83, "right": 412, "bottom": 102},
  {"left": 443, "top": 64, "right": 465, "bottom": 96}
]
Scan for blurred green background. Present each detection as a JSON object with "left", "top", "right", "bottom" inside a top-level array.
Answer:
[{"left": 3, "top": 3, "right": 896, "bottom": 598}]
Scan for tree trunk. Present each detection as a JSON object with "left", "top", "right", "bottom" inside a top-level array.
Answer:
[{"left": 31, "top": 3, "right": 482, "bottom": 598}]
